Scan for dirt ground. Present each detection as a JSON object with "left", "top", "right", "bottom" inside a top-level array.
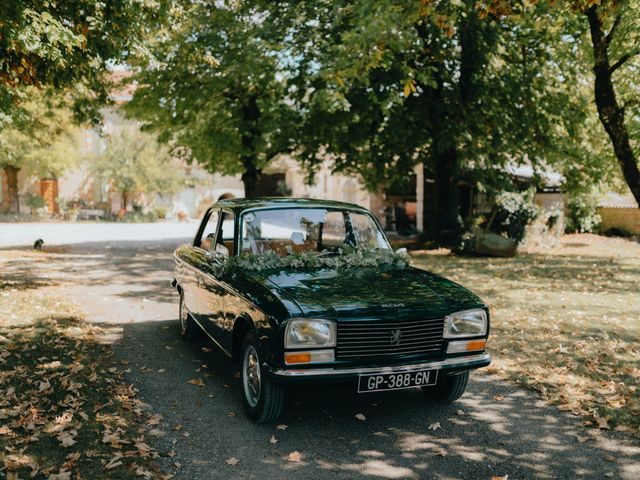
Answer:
[{"left": 1, "top": 233, "right": 639, "bottom": 479}]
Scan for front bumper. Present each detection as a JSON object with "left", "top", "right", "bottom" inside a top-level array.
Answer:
[{"left": 264, "top": 352, "right": 491, "bottom": 384}]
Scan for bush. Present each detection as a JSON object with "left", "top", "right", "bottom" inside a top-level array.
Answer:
[
  {"left": 153, "top": 205, "right": 169, "bottom": 219},
  {"left": 491, "top": 190, "right": 540, "bottom": 243},
  {"left": 25, "top": 194, "right": 46, "bottom": 210},
  {"left": 566, "top": 191, "right": 601, "bottom": 233},
  {"left": 521, "top": 203, "right": 565, "bottom": 249}
]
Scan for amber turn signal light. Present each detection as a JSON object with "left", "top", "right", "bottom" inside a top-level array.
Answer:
[
  {"left": 285, "top": 352, "right": 311, "bottom": 364},
  {"left": 446, "top": 339, "right": 486, "bottom": 354}
]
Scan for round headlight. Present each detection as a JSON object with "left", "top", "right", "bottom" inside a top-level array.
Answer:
[
  {"left": 285, "top": 318, "right": 336, "bottom": 349},
  {"left": 444, "top": 309, "right": 487, "bottom": 338}
]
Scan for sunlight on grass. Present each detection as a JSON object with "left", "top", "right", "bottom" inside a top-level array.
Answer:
[{"left": 412, "top": 235, "right": 640, "bottom": 435}]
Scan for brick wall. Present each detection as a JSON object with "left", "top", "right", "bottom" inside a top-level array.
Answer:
[
  {"left": 0, "top": 169, "right": 8, "bottom": 212},
  {"left": 40, "top": 179, "right": 60, "bottom": 214},
  {"left": 598, "top": 207, "right": 640, "bottom": 234}
]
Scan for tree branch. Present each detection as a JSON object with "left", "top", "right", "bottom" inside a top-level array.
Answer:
[
  {"left": 605, "top": 12, "right": 622, "bottom": 46},
  {"left": 610, "top": 48, "right": 639, "bottom": 74}
]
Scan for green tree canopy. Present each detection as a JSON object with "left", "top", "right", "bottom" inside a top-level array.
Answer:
[
  {"left": 126, "top": 1, "right": 298, "bottom": 198},
  {"left": 0, "top": 91, "right": 83, "bottom": 213},
  {"left": 0, "top": 1, "right": 166, "bottom": 125},
  {"left": 263, "top": 0, "right": 594, "bottom": 241},
  {"left": 89, "top": 126, "right": 185, "bottom": 211}
]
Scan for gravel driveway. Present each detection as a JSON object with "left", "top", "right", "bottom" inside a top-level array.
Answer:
[{"left": 2, "top": 234, "right": 639, "bottom": 479}]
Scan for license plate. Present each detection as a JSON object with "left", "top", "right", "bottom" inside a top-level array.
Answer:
[{"left": 357, "top": 369, "right": 438, "bottom": 393}]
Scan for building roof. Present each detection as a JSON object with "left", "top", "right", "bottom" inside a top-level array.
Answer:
[
  {"left": 213, "top": 197, "right": 370, "bottom": 213},
  {"left": 504, "top": 164, "right": 564, "bottom": 188},
  {"left": 599, "top": 192, "right": 638, "bottom": 208}
]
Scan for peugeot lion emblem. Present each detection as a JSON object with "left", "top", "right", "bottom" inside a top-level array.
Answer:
[{"left": 390, "top": 328, "right": 402, "bottom": 346}]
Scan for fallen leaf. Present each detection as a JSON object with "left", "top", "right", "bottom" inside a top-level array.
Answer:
[
  {"left": 48, "top": 471, "right": 72, "bottom": 480},
  {"left": 492, "top": 395, "right": 505, "bottom": 401},
  {"left": 575, "top": 435, "right": 589, "bottom": 443},
  {"left": 428, "top": 422, "right": 441, "bottom": 431},
  {"left": 490, "top": 476, "right": 508, "bottom": 480},
  {"left": 201, "top": 347, "right": 213, "bottom": 353},
  {"left": 187, "top": 378, "right": 205, "bottom": 387},
  {"left": 605, "top": 455, "right": 616, "bottom": 462},
  {"left": 287, "top": 451, "right": 302, "bottom": 462},
  {"left": 270, "top": 436, "right": 278, "bottom": 444},
  {"left": 355, "top": 413, "right": 366, "bottom": 421},
  {"left": 456, "top": 410, "right": 465, "bottom": 416},
  {"left": 595, "top": 415, "right": 610, "bottom": 430},
  {"left": 434, "top": 448, "right": 447, "bottom": 457},
  {"left": 225, "top": 457, "right": 239, "bottom": 466},
  {"left": 57, "top": 432, "right": 76, "bottom": 447},
  {"left": 276, "top": 424, "right": 288, "bottom": 430}
]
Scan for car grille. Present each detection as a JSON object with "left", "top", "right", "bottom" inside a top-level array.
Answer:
[{"left": 336, "top": 318, "right": 445, "bottom": 359}]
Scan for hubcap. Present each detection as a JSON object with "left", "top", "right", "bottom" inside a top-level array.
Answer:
[
  {"left": 243, "top": 345, "right": 261, "bottom": 407},
  {"left": 179, "top": 296, "right": 188, "bottom": 333}
]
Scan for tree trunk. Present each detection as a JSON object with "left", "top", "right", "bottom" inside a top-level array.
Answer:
[
  {"left": 4, "top": 165, "right": 20, "bottom": 214},
  {"left": 587, "top": 6, "right": 640, "bottom": 207},
  {"left": 121, "top": 191, "right": 129, "bottom": 211},
  {"left": 424, "top": 143, "right": 461, "bottom": 244},
  {"left": 241, "top": 160, "right": 261, "bottom": 199}
]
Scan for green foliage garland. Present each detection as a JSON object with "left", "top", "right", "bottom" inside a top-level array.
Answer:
[{"left": 214, "top": 248, "right": 409, "bottom": 276}]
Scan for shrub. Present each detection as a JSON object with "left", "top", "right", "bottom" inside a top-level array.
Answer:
[
  {"left": 154, "top": 205, "right": 169, "bottom": 219},
  {"left": 25, "top": 194, "right": 46, "bottom": 210},
  {"left": 491, "top": 189, "right": 540, "bottom": 243},
  {"left": 566, "top": 191, "right": 601, "bottom": 233}
]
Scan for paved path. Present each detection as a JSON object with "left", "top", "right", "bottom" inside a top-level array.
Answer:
[
  {"left": 0, "top": 222, "right": 198, "bottom": 248},
  {"left": 2, "top": 238, "right": 639, "bottom": 479}
]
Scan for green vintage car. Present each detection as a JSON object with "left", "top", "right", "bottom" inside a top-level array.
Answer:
[{"left": 172, "top": 198, "right": 490, "bottom": 423}]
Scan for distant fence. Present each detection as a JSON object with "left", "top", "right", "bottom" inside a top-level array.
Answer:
[{"left": 598, "top": 207, "right": 640, "bottom": 234}]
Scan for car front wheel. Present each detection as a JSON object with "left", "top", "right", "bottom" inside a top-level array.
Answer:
[
  {"left": 422, "top": 371, "right": 469, "bottom": 403},
  {"left": 240, "top": 332, "right": 285, "bottom": 423}
]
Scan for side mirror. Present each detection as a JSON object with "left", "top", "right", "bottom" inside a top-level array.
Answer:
[{"left": 395, "top": 247, "right": 408, "bottom": 255}]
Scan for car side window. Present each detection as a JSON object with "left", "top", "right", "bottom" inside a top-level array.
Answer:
[
  {"left": 322, "top": 211, "right": 347, "bottom": 247},
  {"left": 195, "top": 210, "right": 220, "bottom": 251},
  {"left": 215, "top": 211, "right": 235, "bottom": 258}
]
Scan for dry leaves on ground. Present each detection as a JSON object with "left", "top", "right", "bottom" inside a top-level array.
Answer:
[{"left": 0, "top": 288, "right": 169, "bottom": 479}]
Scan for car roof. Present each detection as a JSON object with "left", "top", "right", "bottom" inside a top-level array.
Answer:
[{"left": 212, "top": 197, "right": 371, "bottom": 214}]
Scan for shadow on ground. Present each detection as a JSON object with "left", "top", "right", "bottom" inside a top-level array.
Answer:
[{"left": 111, "top": 317, "right": 640, "bottom": 480}]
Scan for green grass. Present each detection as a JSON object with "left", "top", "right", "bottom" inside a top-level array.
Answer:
[
  {"left": 412, "top": 235, "right": 640, "bottom": 435},
  {"left": 0, "top": 289, "right": 169, "bottom": 478}
]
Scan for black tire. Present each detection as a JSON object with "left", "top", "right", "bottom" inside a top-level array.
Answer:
[
  {"left": 179, "top": 290, "right": 202, "bottom": 342},
  {"left": 240, "top": 331, "right": 285, "bottom": 423},
  {"left": 422, "top": 371, "right": 469, "bottom": 403}
]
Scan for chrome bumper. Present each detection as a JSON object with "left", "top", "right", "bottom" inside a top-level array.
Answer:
[{"left": 266, "top": 353, "right": 491, "bottom": 380}]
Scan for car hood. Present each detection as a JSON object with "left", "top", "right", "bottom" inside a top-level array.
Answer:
[{"left": 258, "top": 266, "right": 484, "bottom": 320}]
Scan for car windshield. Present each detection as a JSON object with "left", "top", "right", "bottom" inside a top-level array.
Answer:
[{"left": 240, "top": 208, "right": 389, "bottom": 256}]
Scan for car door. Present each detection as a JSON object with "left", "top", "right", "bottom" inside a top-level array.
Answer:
[
  {"left": 200, "top": 209, "right": 236, "bottom": 350},
  {"left": 177, "top": 209, "right": 218, "bottom": 321}
]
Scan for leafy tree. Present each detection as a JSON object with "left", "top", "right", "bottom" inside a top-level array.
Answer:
[
  {"left": 126, "top": 1, "right": 298, "bottom": 198},
  {"left": 89, "top": 126, "right": 185, "bottom": 210},
  {"left": 0, "top": 91, "right": 82, "bottom": 213},
  {"left": 265, "top": 1, "right": 589, "bottom": 243},
  {"left": 578, "top": 0, "right": 640, "bottom": 207},
  {"left": 0, "top": 1, "right": 166, "bottom": 124}
]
